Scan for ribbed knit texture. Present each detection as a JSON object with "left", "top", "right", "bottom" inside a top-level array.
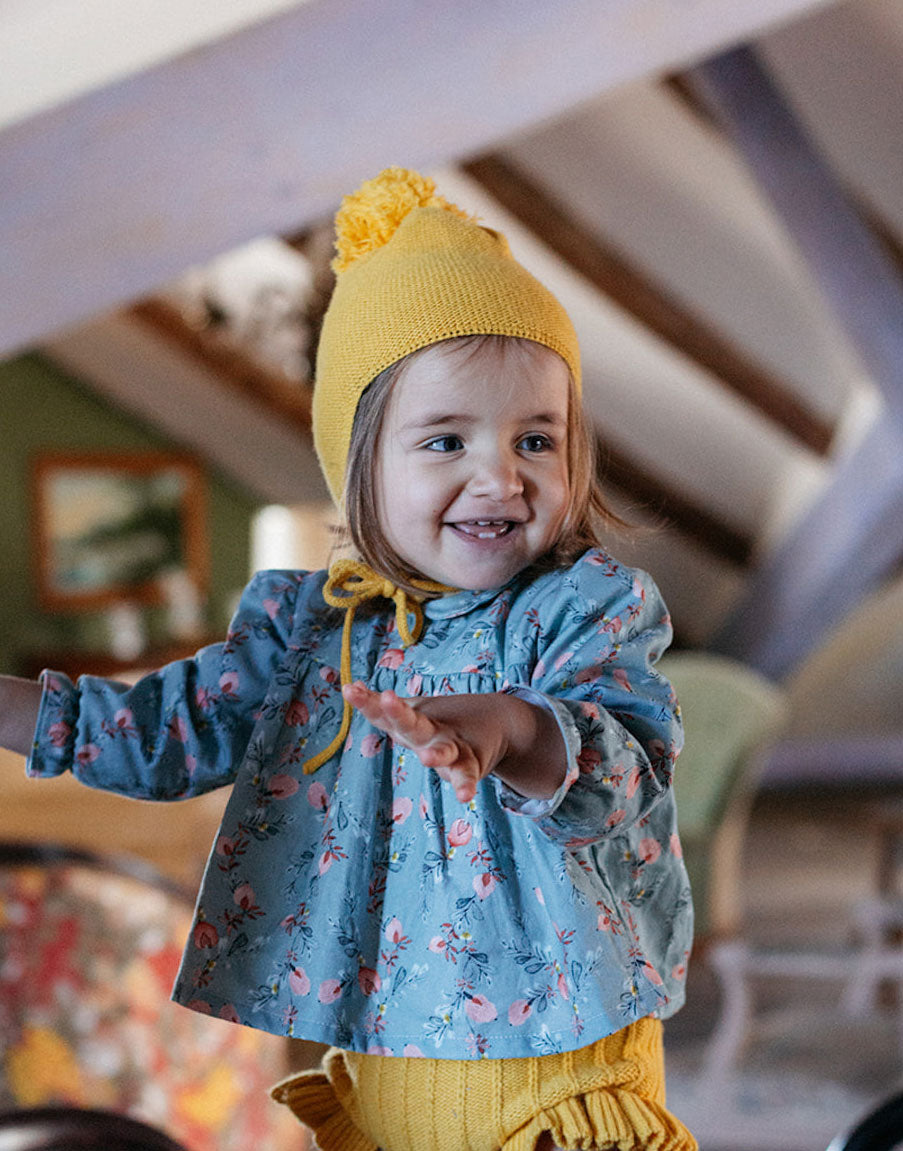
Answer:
[
  {"left": 313, "top": 168, "right": 582, "bottom": 505},
  {"left": 271, "top": 1018, "right": 697, "bottom": 1151}
]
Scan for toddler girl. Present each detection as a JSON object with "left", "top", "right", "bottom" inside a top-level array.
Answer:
[{"left": 2, "top": 169, "right": 695, "bottom": 1151}]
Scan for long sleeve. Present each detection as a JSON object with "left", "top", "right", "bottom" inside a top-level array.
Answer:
[
  {"left": 26, "top": 571, "right": 305, "bottom": 800},
  {"left": 498, "top": 552, "right": 681, "bottom": 848}
]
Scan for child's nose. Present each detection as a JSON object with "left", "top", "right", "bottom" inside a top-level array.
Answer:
[{"left": 467, "top": 452, "right": 524, "bottom": 500}]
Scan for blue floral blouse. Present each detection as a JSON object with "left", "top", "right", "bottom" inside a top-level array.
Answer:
[{"left": 28, "top": 548, "right": 692, "bottom": 1059}]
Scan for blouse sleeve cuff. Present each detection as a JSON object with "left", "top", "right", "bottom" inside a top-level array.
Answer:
[
  {"left": 492, "top": 686, "right": 581, "bottom": 819},
  {"left": 25, "top": 670, "right": 79, "bottom": 778}
]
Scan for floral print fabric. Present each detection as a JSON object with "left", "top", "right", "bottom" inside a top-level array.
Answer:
[{"left": 28, "top": 549, "right": 693, "bottom": 1059}]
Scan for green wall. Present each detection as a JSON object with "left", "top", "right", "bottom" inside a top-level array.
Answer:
[{"left": 0, "top": 353, "right": 259, "bottom": 676}]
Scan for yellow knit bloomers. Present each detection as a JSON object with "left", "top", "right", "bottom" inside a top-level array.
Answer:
[
  {"left": 312, "top": 167, "right": 582, "bottom": 505},
  {"left": 271, "top": 1017, "right": 697, "bottom": 1151}
]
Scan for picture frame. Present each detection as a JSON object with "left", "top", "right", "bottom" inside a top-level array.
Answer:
[{"left": 31, "top": 451, "right": 208, "bottom": 613}]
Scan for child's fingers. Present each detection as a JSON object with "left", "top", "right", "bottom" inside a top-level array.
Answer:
[{"left": 343, "top": 683, "right": 453, "bottom": 755}]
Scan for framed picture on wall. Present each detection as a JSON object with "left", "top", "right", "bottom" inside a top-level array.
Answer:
[{"left": 31, "top": 452, "right": 208, "bottom": 612}]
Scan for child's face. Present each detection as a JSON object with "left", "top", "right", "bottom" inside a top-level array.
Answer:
[{"left": 375, "top": 340, "right": 571, "bottom": 591}]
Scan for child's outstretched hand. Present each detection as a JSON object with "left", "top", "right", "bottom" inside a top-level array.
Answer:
[{"left": 342, "top": 682, "right": 566, "bottom": 805}]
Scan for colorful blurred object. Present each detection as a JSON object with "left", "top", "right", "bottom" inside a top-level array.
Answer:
[{"left": 0, "top": 844, "right": 296, "bottom": 1150}]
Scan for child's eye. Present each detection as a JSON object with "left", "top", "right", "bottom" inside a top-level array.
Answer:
[
  {"left": 518, "top": 433, "right": 554, "bottom": 453},
  {"left": 424, "top": 435, "right": 464, "bottom": 452}
]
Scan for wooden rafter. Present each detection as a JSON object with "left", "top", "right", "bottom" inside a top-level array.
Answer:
[
  {"left": 597, "top": 437, "right": 754, "bottom": 566},
  {"left": 462, "top": 153, "right": 834, "bottom": 455},
  {"left": 129, "top": 299, "right": 312, "bottom": 435},
  {"left": 692, "top": 46, "right": 903, "bottom": 675}
]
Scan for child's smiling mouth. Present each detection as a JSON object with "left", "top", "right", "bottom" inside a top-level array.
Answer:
[{"left": 449, "top": 520, "right": 516, "bottom": 540}]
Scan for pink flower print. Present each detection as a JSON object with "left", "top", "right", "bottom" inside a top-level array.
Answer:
[
  {"left": 219, "top": 1004, "right": 241, "bottom": 1023},
  {"left": 47, "top": 721, "right": 71, "bottom": 748},
  {"left": 219, "top": 671, "right": 240, "bottom": 698},
  {"left": 638, "top": 837, "right": 661, "bottom": 865},
  {"left": 392, "top": 796, "right": 413, "bottom": 824},
  {"left": 669, "top": 833, "right": 683, "bottom": 859},
  {"left": 448, "top": 818, "right": 473, "bottom": 847},
  {"left": 557, "top": 973, "right": 570, "bottom": 999},
  {"left": 579, "top": 702, "right": 601, "bottom": 719},
  {"left": 263, "top": 597, "right": 280, "bottom": 620},
  {"left": 403, "top": 1044, "right": 425, "bottom": 1057},
  {"left": 186, "top": 754, "right": 197, "bottom": 776},
  {"left": 361, "top": 733, "right": 384, "bottom": 757},
  {"left": 378, "top": 648, "right": 405, "bottom": 669},
  {"left": 233, "top": 882, "right": 258, "bottom": 910},
  {"left": 318, "top": 852, "right": 335, "bottom": 876},
  {"left": 601, "top": 616, "right": 622, "bottom": 635},
  {"left": 473, "top": 872, "right": 497, "bottom": 900},
  {"left": 384, "top": 917, "right": 404, "bottom": 944},
  {"left": 289, "top": 967, "right": 311, "bottom": 996},
  {"left": 367, "top": 1043, "right": 393, "bottom": 1055},
  {"left": 268, "top": 773, "right": 299, "bottom": 801},
  {"left": 418, "top": 794, "right": 428, "bottom": 819},
  {"left": 358, "top": 967, "right": 381, "bottom": 996},
  {"left": 168, "top": 715, "right": 188, "bottom": 743},
  {"left": 193, "top": 920, "right": 218, "bottom": 949},
  {"left": 318, "top": 979, "right": 343, "bottom": 1004},
  {"left": 533, "top": 657, "right": 547, "bottom": 679},
  {"left": 534, "top": 886, "right": 545, "bottom": 905},
  {"left": 672, "top": 962, "right": 687, "bottom": 981},
  {"left": 195, "top": 686, "right": 212, "bottom": 710},
  {"left": 75, "top": 743, "right": 100, "bottom": 768},
  {"left": 187, "top": 999, "right": 212, "bottom": 1015},
  {"left": 606, "top": 809, "right": 626, "bottom": 829},
  {"left": 465, "top": 994, "right": 497, "bottom": 1023},
  {"left": 269, "top": 773, "right": 300, "bottom": 799},
  {"left": 577, "top": 746, "right": 601, "bottom": 774},
  {"left": 216, "top": 835, "right": 235, "bottom": 857},
  {"left": 428, "top": 936, "right": 447, "bottom": 955},
  {"left": 408, "top": 674, "right": 422, "bottom": 697},
  {"left": 285, "top": 699, "right": 310, "bottom": 726},
  {"left": 554, "top": 651, "right": 574, "bottom": 671},
  {"left": 613, "top": 668, "right": 633, "bottom": 693},
  {"left": 626, "top": 765, "right": 642, "bottom": 799},
  {"left": 508, "top": 999, "right": 532, "bottom": 1026},
  {"left": 320, "top": 665, "right": 340, "bottom": 686},
  {"left": 112, "top": 708, "right": 135, "bottom": 732},
  {"left": 307, "top": 781, "right": 329, "bottom": 811},
  {"left": 642, "top": 961, "right": 664, "bottom": 987},
  {"left": 575, "top": 663, "right": 604, "bottom": 685}
]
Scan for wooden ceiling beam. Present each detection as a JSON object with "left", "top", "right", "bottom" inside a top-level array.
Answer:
[
  {"left": 597, "top": 437, "right": 754, "bottom": 566},
  {"left": 462, "top": 152, "right": 834, "bottom": 455},
  {"left": 692, "top": 46, "right": 903, "bottom": 676},
  {"left": 129, "top": 299, "right": 312, "bottom": 435}
]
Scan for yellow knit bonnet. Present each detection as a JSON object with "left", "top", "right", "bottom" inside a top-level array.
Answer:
[
  {"left": 303, "top": 168, "right": 582, "bottom": 774},
  {"left": 312, "top": 167, "right": 581, "bottom": 505}
]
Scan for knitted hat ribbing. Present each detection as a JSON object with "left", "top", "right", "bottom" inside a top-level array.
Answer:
[{"left": 312, "top": 168, "right": 581, "bottom": 505}]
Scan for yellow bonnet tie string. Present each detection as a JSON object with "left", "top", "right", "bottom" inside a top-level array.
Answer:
[{"left": 302, "top": 559, "right": 452, "bottom": 774}]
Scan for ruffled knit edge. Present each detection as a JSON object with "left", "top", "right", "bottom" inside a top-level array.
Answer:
[
  {"left": 272, "top": 1071, "right": 696, "bottom": 1151},
  {"left": 271, "top": 1069, "right": 378, "bottom": 1151},
  {"left": 503, "top": 1086, "right": 698, "bottom": 1151}
]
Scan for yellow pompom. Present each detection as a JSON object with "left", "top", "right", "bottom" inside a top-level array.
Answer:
[{"left": 332, "top": 167, "right": 472, "bottom": 273}]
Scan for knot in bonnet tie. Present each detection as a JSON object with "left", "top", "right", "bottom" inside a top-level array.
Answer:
[{"left": 302, "top": 559, "right": 452, "bottom": 774}]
